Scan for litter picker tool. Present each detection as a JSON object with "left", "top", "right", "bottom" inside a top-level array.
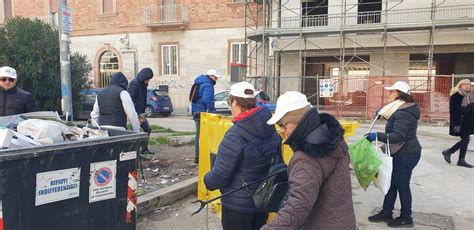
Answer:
[
  {"left": 367, "top": 114, "right": 380, "bottom": 134},
  {"left": 191, "top": 169, "right": 285, "bottom": 216}
]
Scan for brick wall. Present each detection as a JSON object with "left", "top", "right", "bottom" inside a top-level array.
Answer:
[{"left": 11, "top": 0, "right": 257, "bottom": 36}]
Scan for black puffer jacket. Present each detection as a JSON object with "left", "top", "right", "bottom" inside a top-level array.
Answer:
[
  {"left": 204, "top": 107, "right": 281, "bottom": 213},
  {"left": 461, "top": 92, "right": 474, "bottom": 135},
  {"left": 0, "top": 86, "right": 38, "bottom": 116},
  {"left": 376, "top": 103, "right": 422, "bottom": 155},
  {"left": 97, "top": 72, "right": 128, "bottom": 128},
  {"left": 127, "top": 68, "right": 154, "bottom": 114}
]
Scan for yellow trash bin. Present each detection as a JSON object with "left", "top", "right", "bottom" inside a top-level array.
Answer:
[{"left": 197, "top": 113, "right": 359, "bottom": 218}]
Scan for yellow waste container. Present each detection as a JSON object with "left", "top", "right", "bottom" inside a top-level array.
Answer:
[{"left": 197, "top": 112, "right": 359, "bottom": 218}]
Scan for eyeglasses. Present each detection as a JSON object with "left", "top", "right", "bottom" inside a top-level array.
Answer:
[
  {"left": 278, "top": 123, "right": 287, "bottom": 130},
  {"left": 0, "top": 78, "right": 15, "bottom": 82}
]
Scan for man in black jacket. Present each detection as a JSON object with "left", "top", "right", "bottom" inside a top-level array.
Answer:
[
  {"left": 0, "top": 66, "right": 38, "bottom": 116},
  {"left": 128, "top": 68, "right": 154, "bottom": 157}
]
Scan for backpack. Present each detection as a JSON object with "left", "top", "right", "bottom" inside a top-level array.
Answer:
[
  {"left": 189, "top": 83, "right": 200, "bottom": 103},
  {"left": 244, "top": 151, "right": 289, "bottom": 213}
]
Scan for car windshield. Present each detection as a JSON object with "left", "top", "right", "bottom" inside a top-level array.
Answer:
[{"left": 214, "top": 91, "right": 229, "bottom": 101}]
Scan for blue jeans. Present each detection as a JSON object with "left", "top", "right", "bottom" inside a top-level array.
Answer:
[
  {"left": 382, "top": 152, "right": 421, "bottom": 219},
  {"left": 193, "top": 112, "right": 201, "bottom": 161}
]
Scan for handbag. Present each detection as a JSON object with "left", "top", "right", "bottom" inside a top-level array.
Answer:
[
  {"left": 241, "top": 148, "right": 289, "bottom": 213},
  {"left": 380, "top": 134, "right": 405, "bottom": 155}
]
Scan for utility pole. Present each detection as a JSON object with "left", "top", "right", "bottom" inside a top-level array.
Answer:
[{"left": 58, "top": 0, "right": 73, "bottom": 119}]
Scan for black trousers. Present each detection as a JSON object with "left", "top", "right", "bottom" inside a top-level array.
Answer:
[
  {"left": 221, "top": 206, "right": 268, "bottom": 230},
  {"left": 141, "top": 119, "right": 151, "bottom": 151},
  {"left": 448, "top": 134, "right": 471, "bottom": 161}
]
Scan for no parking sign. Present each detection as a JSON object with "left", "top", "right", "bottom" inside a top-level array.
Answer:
[
  {"left": 89, "top": 160, "right": 117, "bottom": 203},
  {"left": 319, "top": 79, "right": 335, "bottom": 98}
]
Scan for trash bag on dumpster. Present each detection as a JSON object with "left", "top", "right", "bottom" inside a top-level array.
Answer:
[
  {"left": 348, "top": 137, "right": 382, "bottom": 190},
  {"left": 17, "top": 119, "right": 65, "bottom": 143}
]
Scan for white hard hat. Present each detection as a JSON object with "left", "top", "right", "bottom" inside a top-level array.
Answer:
[
  {"left": 206, "top": 69, "right": 221, "bottom": 79},
  {"left": 230, "top": 81, "right": 255, "bottom": 99},
  {"left": 267, "top": 91, "right": 311, "bottom": 125},
  {"left": 0, "top": 66, "right": 17, "bottom": 79},
  {"left": 384, "top": 81, "right": 410, "bottom": 95}
]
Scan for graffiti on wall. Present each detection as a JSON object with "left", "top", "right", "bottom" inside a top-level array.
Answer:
[{"left": 151, "top": 79, "right": 188, "bottom": 90}]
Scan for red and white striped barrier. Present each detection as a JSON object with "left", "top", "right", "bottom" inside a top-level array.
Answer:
[
  {"left": 126, "top": 171, "right": 138, "bottom": 224},
  {"left": 0, "top": 200, "right": 4, "bottom": 230}
]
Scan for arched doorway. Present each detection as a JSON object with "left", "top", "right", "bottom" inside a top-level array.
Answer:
[{"left": 98, "top": 50, "right": 120, "bottom": 88}]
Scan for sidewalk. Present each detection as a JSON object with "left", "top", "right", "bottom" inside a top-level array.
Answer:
[{"left": 138, "top": 123, "right": 473, "bottom": 229}]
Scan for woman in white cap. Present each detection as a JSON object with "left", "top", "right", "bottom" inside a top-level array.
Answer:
[
  {"left": 204, "top": 82, "right": 281, "bottom": 230},
  {"left": 366, "top": 81, "right": 421, "bottom": 228},
  {"left": 442, "top": 79, "right": 473, "bottom": 168},
  {"left": 261, "top": 91, "right": 356, "bottom": 230}
]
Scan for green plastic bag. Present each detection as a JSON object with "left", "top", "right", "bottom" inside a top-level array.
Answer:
[{"left": 348, "top": 137, "right": 382, "bottom": 190}]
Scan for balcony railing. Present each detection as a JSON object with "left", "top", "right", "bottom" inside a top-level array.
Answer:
[
  {"left": 143, "top": 4, "right": 189, "bottom": 27},
  {"left": 276, "top": 4, "right": 474, "bottom": 31}
]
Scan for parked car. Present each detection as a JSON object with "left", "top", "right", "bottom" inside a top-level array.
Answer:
[
  {"left": 76, "top": 88, "right": 102, "bottom": 120},
  {"left": 214, "top": 90, "right": 275, "bottom": 113},
  {"left": 145, "top": 89, "right": 173, "bottom": 117}
]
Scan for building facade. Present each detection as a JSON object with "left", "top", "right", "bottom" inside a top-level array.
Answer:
[
  {"left": 253, "top": 0, "right": 474, "bottom": 93},
  {"left": 3, "top": 0, "right": 254, "bottom": 109}
]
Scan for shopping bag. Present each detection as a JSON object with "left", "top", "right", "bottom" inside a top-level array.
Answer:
[
  {"left": 348, "top": 137, "right": 382, "bottom": 190},
  {"left": 373, "top": 136, "right": 392, "bottom": 195}
]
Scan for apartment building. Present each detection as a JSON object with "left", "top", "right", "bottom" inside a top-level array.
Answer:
[{"left": 2, "top": 0, "right": 254, "bottom": 108}]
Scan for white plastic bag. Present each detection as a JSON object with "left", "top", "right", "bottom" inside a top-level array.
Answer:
[
  {"left": 374, "top": 135, "right": 393, "bottom": 195},
  {"left": 17, "top": 119, "right": 64, "bottom": 143}
]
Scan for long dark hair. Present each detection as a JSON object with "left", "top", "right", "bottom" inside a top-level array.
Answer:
[{"left": 396, "top": 90, "right": 415, "bottom": 103}]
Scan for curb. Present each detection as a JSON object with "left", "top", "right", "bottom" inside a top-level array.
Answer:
[
  {"left": 168, "top": 135, "right": 195, "bottom": 146},
  {"left": 137, "top": 177, "right": 198, "bottom": 217}
]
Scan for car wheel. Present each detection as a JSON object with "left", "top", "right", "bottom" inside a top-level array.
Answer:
[
  {"left": 161, "top": 112, "right": 171, "bottom": 117},
  {"left": 144, "top": 106, "right": 153, "bottom": 117}
]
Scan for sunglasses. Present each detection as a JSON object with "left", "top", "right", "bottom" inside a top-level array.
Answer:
[
  {"left": 0, "top": 78, "right": 15, "bottom": 82},
  {"left": 277, "top": 123, "right": 287, "bottom": 130}
]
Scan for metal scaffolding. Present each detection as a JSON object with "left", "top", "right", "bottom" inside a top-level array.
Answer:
[{"left": 244, "top": 0, "right": 474, "bottom": 101}]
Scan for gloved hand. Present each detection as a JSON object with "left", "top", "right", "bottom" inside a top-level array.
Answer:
[
  {"left": 365, "top": 132, "right": 377, "bottom": 142},
  {"left": 375, "top": 109, "right": 381, "bottom": 119},
  {"left": 454, "top": 126, "right": 461, "bottom": 134}
]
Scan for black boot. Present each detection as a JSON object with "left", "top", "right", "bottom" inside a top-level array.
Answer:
[
  {"left": 457, "top": 159, "right": 473, "bottom": 168},
  {"left": 457, "top": 150, "right": 473, "bottom": 168},
  {"left": 442, "top": 150, "right": 452, "bottom": 164},
  {"left": 368, "top": 211, "right": 393, "bottom": 223},
  {"left": 387, "top": 216, "right": 414, "bottom": 228}
]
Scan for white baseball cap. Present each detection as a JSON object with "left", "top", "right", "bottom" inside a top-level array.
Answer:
[
  {"left": 384, "top": 81, "right": 410, "bottom": 94},
  {"left": 206, "top": 69, "right": 221, "bottom": 79},
  {"left": 267, "top": 91, "right": 311, "bottom": 125},
  {"left": 230, "top": 81, "right": 255, "bottom": 99},
  {"left": 0, "top": 66, "right": 17, "bottom": 79}
]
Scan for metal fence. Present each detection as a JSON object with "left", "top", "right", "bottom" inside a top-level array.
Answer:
[{"left": 261, "top": 75, "right": 474, "bottom": 121}]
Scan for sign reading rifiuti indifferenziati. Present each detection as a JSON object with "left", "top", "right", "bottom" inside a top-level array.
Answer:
[
  {"left": 35, "top": 167, "right": 81, "bottom": 206},
  {"left": 89, "top": 160, "right": 117, "bottom": 203}
]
